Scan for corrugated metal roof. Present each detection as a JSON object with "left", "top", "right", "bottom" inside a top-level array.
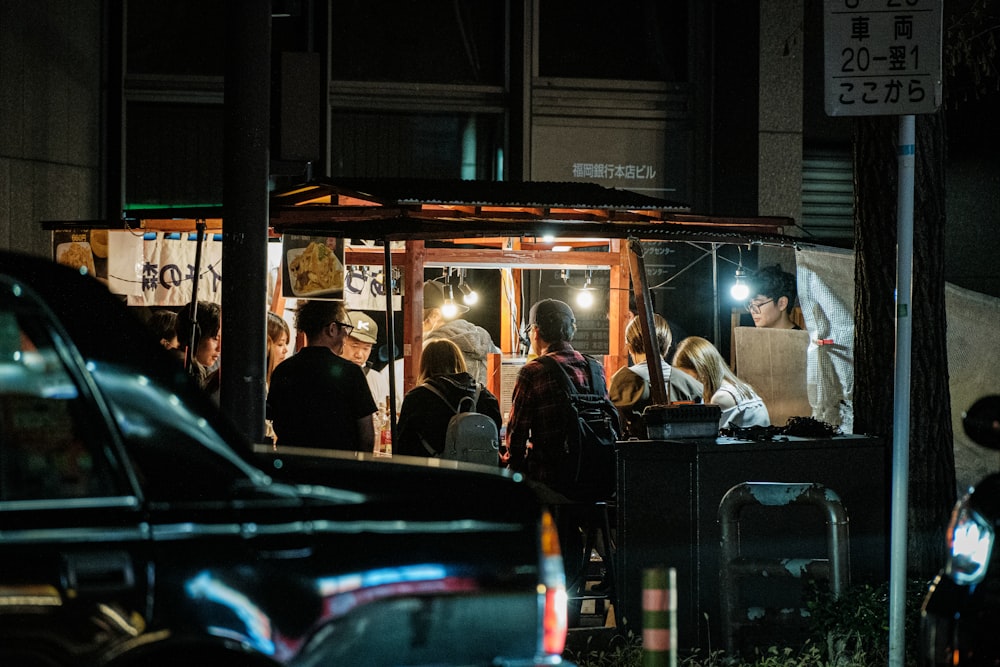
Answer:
[
  {"left": 267, "top": 178, "right": 798, "bottom": 246},
  {"left": 42, "top": 178, "right": 801, "bottom": 247},
  {"left": 271, "top": 177, "right": 691, "bottom": 210}
]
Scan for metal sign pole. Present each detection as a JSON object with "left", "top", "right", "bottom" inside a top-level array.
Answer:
[{"left": 888, "top": 114, "right": 915, "bottom": 667}]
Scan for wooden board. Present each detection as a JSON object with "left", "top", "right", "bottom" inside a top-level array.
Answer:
[{"left": 732, "top": 327, "right": 811, "bottom": 426}]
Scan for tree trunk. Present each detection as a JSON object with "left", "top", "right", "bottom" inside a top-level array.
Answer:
[{"left": 852, "top": 112, "right": 956, "bottom": 579}]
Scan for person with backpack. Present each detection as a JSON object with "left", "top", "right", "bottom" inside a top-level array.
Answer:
[
  {"left": 504, "top": 298, "right": 619, "bottom": 587},
  {"left": 395, "top": 339, "right": 502, "bottom": 460},
  {"left": 504, "top": 299, "right": 618, "bottom": 494}
]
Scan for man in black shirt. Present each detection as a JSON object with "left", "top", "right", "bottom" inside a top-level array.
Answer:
[{"left": 267, "top": 300, "right": 377, "bottom": 451}]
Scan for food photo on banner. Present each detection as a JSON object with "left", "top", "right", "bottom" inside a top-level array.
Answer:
[
  {"left": 102, "top": 230, "right": 223, "bottom": 306},
  {"left": 52, "top": 229, "right": 106, "bottom": 282},
  {"left": 281, "top": 234, "right": 345, "bottom": 301}
]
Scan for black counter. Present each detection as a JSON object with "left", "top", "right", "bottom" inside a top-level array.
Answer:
[{"left": 614, "top": 434, "right": 888, "bottom": 652}]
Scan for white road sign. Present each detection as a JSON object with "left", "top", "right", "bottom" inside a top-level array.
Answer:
[{"left": 824, "top": 0, "right": 942, "bottom": 117}]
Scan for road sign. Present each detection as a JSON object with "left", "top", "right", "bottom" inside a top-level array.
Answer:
[{"left": 824, "top": 0, "right": 943, "bottom": 117}]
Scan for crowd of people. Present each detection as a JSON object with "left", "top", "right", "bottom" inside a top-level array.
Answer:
[{"left": 145, "top": 264, "right": 799, "bottom": 490}]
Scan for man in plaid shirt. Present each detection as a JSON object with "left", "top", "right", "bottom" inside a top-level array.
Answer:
[
  {"left": 504, "top": 298, "right": 613, "bottom": 585},
  {"left": 504, "top": 299, "right": 612, "bottom": 490}
]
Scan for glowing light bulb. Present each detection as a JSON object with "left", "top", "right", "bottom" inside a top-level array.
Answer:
[
  {"left": 576, "top": 289, "right": 594, "bottom": 309},
  {"left": 459, "top": 283, "right": 478, "bottom": 306},
  {"left": 731, "top": 268, "right": 750, "bottom": 301}
]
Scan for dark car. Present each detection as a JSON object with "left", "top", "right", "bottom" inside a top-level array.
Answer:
[
  {"left": 0, "top": 250, "right": 570, "bottom": 666},
  {"left": 921, "top": 396, "right": 1000, "bottom": 667}
]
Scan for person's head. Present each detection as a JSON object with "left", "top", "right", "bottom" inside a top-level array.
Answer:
[
  {"left": 422, "top": 280, "right": 468, "bottom": 332},
  {"left": 148, "top": 309, "right": 179, "bottom": 350},
  {"left": 418, "top": 338, "right": 467, "bottom": 385},
  {"left": 625, "top": 314, "right": 672, "bottom": 360},
  {"left": 747, "top": 265, "right": 798, "bottom": 329},
  {"left": 527, "top": 299, "right": 576, "bottom": 354},
  {"left": 294, "top": 300, "right": 351, "bottom": 351},
  {"left": 266, "top": 311, "right": 290, "bottom": 383},
  {"left": 672, "top": 336, "right": 742, "bottom": 401},
  {"left": 339, "top": 311, "right": 378, "bottom": 368},
  {"left": 176, "top": 301, "right": 221, "bottom": 367}
]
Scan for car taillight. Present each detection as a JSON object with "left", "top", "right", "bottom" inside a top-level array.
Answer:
[
  {"left": 539, "top": 510, "right": 567, "bottom": 658},
  {"left": 945, "top": 499, "right": 994, "bottom": 586}
]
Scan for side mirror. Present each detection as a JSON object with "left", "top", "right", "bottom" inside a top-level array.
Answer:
[{"left": 963, "top": 395, "right": 1000, "bottom": 450}]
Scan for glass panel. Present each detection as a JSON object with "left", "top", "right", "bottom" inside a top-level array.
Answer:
[
  {"left": 331, "top": 0, "right": 506, "bottom": 85},
  {"left": 126, "top": 0, "right": 226, "bottom": 76},
  {"left": 0, "top": 292, "right": 120, "bottom": 501},
  {"left": 125, "top": 102, "right": 225, "bottom": 207},
  {"left": 538, "top": 0, "right": 688, "bottom": 82},
  {"left": 330, "top": 111, "right": 504, "bottom": 180}
]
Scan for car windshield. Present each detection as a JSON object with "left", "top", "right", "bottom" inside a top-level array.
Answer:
[{"left": 90, "top": 362, "right": 271, "bottom": 501}]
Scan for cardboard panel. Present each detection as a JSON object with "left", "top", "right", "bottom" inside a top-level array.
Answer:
[{"left": 732, "top": 327, "right": 811, "bottom": 425}]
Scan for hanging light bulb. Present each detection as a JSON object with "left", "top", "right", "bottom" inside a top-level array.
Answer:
[
  {"left": 576, "top": 272, "right": 594, "bottom": 309},
  {"left": 459, "top": 282, "right": 478, "bottom": 306},
  {"left": 731, "top": 266, "right": 750, "bottom": 301},
  {"left": 441, "top": 283, "right": 459, "bottom": 319}
]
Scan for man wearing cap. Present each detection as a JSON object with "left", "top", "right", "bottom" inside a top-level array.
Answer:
[
  {"left": 339, "top": 311, "right": 391, "bottom": 409},
  {"left": 422, "top": 280, "right": 500, "bottom": 386},
  {"left": 504, "top": 298, "right": 614, "bottom": 580},
  {"left": 504, "top": 298, "right": 613, "bottom": 485},
  {"left": 267, "top": 300, "right": 377, "bottom": 452}
]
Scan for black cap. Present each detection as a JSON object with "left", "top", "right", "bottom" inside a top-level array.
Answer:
[{"left": 529, "top": 298, "right": 576, "bottom": 342}]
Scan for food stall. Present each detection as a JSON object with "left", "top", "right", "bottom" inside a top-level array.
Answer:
[{"left": 264, "top": 178, "right": 795, "bottom": 411}]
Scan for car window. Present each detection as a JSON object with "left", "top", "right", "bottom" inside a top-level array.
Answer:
[
  {"left": 0, "top": 300, "right": 122, "bottom": 503},
  {"left": 90, "top": 363, "right": 265, "bottom": 502}
]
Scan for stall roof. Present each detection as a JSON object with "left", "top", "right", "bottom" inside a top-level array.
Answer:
[
  {"left": 266, "top": 178, "right": 798, "bottom": 246},
  {"left": 42, "top": 178, "right": 801, "bottom": 246}
]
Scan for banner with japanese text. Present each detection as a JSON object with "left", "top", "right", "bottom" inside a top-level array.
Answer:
[{"left": 105, "top": 231, "right": 223, "bottom": 306}]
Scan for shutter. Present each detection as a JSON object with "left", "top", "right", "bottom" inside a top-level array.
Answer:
[{"left": 801, "top": 149, "right": 854, "bottom": 240}]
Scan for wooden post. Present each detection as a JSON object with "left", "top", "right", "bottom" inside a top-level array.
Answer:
[
  {"left": 627, "top": 238, "right": 667, "bottom": 405},
  {"left": 404, "top": 240, "right": 426, "bottom": 396}
]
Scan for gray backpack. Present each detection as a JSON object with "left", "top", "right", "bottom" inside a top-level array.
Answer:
[{"left": 422, "top": 382, "right": 500, "bottom": 466}]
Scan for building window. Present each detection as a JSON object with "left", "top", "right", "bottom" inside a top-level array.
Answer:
[
  {"left": 330, "top": 111, "right": 505, "bottom": 180},
  {"left": 538, "top": 0, "right": 688, "bottom": 82},
  {"left": 331, "top": 1, "right": 507, "bottom": 85}
]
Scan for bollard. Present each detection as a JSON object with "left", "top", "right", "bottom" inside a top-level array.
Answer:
[{"left": 642, "top": 567, "right": 677, "bottom": 667}]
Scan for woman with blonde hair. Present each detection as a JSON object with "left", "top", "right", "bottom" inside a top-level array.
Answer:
[
  {"left": 672, "top": 336, "right": 771, "bottom": 429},
  {"left": 266, "top": 311, "right": 291, "bottom": 390},
  {"left": 396, "top": 339, "right": 502, "bottom": 457}
]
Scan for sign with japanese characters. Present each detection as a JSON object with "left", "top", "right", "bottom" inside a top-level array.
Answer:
[
  {"left": 103, "top": 231, "right": 223, "bottom": 306},
  {"left": 824, "top": 0, "right": 942, "bottom": 117}
]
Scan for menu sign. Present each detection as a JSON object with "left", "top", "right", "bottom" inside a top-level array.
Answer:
[
  {"left": 52, "top": 229, "right": 108, "bottom": 281},
  {"left": 280, "top": 234, "right": 345, "bottom": 301}
]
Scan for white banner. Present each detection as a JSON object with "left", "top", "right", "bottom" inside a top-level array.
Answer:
[
  {"left": 344, "top": 265, "right": 403, "bottom": 311},
  {"left": 107, "top": 231, "right": 223, "bottom": 306}
]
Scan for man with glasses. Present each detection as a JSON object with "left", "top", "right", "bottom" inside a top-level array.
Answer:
[
  {"left": 267, "top": 299, "right": 377, "bottom": 451},
  {"left": 746, "top": 265, "right": 802, "bottom": 330}
]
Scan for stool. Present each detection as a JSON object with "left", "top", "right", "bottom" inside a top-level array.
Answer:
[{"left": 565, "top": 500, "right": 617, "bottom": 627}]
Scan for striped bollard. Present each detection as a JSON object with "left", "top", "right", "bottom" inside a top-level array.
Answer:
[{"left": 642, "top": 567, "right": 677, "bottom": 667}]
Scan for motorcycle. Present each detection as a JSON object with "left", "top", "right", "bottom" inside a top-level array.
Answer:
[{"left": 921, "top": 395, "right": 1000, "bottom": 666}]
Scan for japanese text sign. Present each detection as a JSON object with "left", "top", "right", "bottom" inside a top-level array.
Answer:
[{"left": 824, "top": 0, "right": 942, "bottom": 117}]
